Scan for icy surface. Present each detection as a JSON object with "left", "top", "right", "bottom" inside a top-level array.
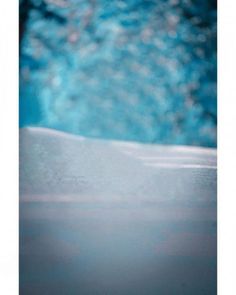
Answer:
[{"left": 20, "top": 128, "right": 216, "bottom": 294}]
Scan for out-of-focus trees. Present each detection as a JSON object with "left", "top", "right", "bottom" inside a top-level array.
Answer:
[{"left": 20, "top": 0, "right": 217, "bottom": 147}]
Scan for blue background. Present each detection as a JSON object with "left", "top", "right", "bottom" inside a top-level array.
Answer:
[{"left": 20, "top": 0, "right": 217, "bottom": 147}]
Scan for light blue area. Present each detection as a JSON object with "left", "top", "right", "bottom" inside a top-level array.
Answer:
[
  {"left": 20, "top": 0, "right": 217, "bottom": 147},
  {"left": 20, "top": 127, "right": 217, "bottom": 294}
]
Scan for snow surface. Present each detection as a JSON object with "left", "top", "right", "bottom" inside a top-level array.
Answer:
[
  {"left": 20, "top": 127, "right": 216, "bottom": 294},
  {"left": 20, "top": 127, "right": 216, "bottom": 202}
]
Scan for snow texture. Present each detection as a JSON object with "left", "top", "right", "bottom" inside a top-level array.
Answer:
[{"left": 20, "top": 127, "right": 216, "bottom": 294}]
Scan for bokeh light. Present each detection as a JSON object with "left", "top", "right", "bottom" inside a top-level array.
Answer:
[{"left": 20, "top": 0, "right": 217, "bottom": 147}]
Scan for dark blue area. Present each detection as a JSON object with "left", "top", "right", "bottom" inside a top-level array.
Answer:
[{"left": 20, "top": 0, "right": 217, "bottom": 147}]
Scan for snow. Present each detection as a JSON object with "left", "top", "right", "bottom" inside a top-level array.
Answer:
[
  {"left": 20, "top": 127, "right": 216, "bottom": 294},
  {"left": 20, "top": 127, "right": 216, "bottom": 203}
]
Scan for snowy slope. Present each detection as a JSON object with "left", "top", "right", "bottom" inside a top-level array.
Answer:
[
  {"left": 20, "top": 128, "right": 217, "bottom": 294},
  {"left": 20, "top": 127, "right": 216, "bottom": 202}
]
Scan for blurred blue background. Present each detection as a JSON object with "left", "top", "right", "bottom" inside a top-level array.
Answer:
[{"left": 19, "top": 0, "right": 217, "bottom": 147}]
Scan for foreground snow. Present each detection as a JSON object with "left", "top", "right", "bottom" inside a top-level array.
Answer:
[
  {"left": 20, "top": 127, "right": 216, "bottom": 202},
  {"left": 20, "top": 128, "right": 216, "bottom": 294}
]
